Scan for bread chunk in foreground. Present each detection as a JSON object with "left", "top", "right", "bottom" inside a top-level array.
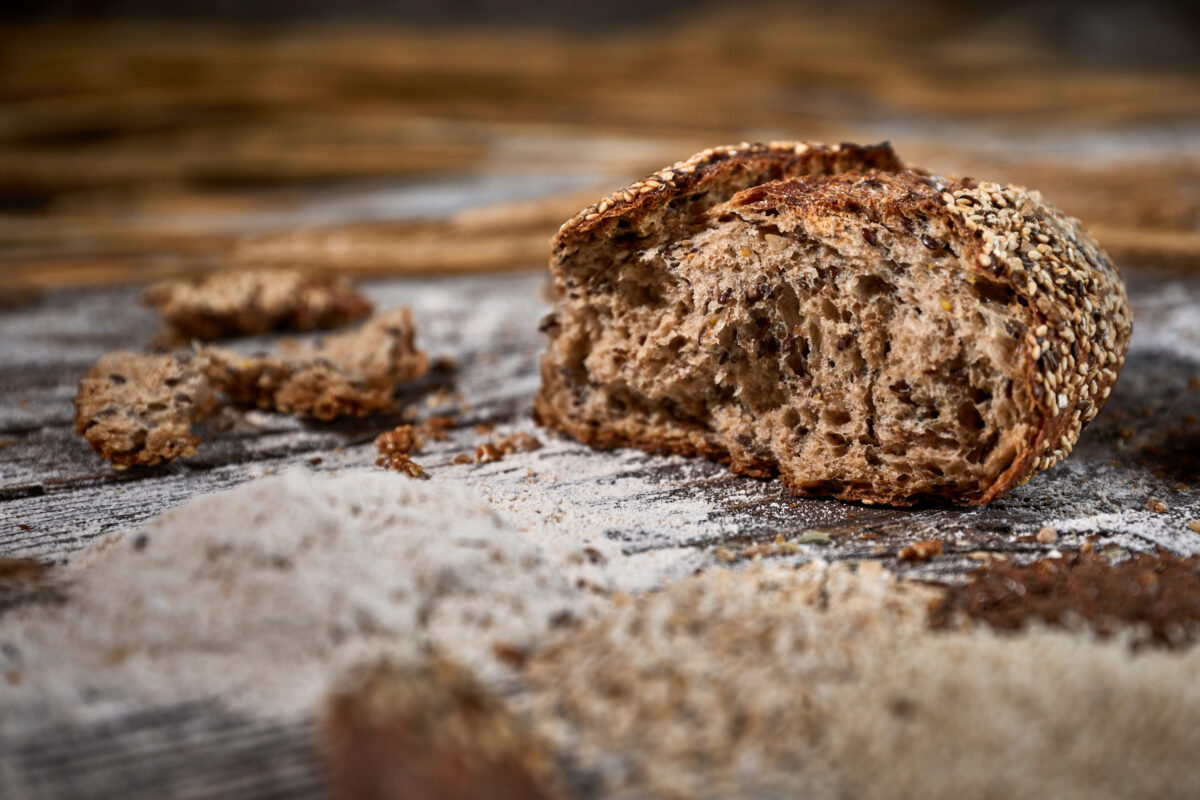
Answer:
[{"left": 534, "top": 142, "right": 1131, "bottom": 505}]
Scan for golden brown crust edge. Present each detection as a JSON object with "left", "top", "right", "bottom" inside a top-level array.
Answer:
[
  {"left": 536, "top": 142, "right": 1132, "bottom": 506},
  {"left": 553, "top": 140, "right": 905, "bottom": 248},
  {"left": 940, "top": 176, "right": 1130, "bottom": 504}
]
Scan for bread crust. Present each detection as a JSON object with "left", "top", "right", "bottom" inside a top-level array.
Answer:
[
  {"left": 554, "top": 141, "right": 904, "bottom": 248},
  {"left": 536, "top": 143, "right": 1132, "bottom": 506}
]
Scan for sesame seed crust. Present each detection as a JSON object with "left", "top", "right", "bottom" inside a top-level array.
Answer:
[
  {"left": 554, "top": 141, "right": 905, "bottom": 246},
  {"left": 539, "top": 142, "right": 1131, "bottom": 505},
  {"left": 936, "top": 178, "right": 1132, "bottom": 501},
  {"left": 735, "top": 169, "right": 1130, "bottom": 502}
]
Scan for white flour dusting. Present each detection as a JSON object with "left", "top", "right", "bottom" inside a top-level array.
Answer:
[{"left": 0, "top": 469, "right": 614, "bottom": 727}]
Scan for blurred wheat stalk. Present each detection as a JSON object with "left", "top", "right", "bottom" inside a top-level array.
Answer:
[{"left": 0, "top": 4, "right": 1197, "bottom": 289}]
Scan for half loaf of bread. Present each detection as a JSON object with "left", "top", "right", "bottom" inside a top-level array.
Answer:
[{"left": 534, "top": 142, "right": 1131, "bottom": 505}]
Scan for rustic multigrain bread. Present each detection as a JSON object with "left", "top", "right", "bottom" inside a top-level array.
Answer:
[
  {"left": 74, "top": 352, "right": 218, "bottom": 469},
  {"left": 534, "top": 142, "right": 1132, "bottom": 505},
  {"left": 143, "top": 269, "right": 373, "bottom": 343},
  {"left": 202, "top": 307, "right": 429, "bottom": 421}
]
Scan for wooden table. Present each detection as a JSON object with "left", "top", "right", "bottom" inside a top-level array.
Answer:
[{"left": 2, "top": 8, "right": 1199, "bottom": 797}]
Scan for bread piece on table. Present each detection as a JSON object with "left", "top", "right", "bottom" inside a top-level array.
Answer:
[
  {"left": 74, "top": 352, "right": 218, "bottom": 469},
  {"left": 534, "top": 142, "right": 1131, "bottom": 505},
  {"left": 324, "top": 659, "right": 561, "bottom": 800},
  {"left": 75, "top": 309, "right": 428, "bottom": 467},
  {"left": 143, "top": 268, "right": 373, "bottom": 343},
  {"left": 203, "top": 307, "right": 429, "bottom": 421}
]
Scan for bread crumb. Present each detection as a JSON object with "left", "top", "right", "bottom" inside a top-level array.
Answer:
[
  {"left": 1146, "top": 498, "right": 1168, "bottom": 513},
  {"left": 473, "top": 433, "right": 542, "bottom": 464},
  {"left": 496, "top": 432, "right": 542, "bottom": 454},
  {"left": 377, "top": 455, "right": 426, "bottom": 479},
  {"left": 375, "top": 425, "right": 422, "bottom": 457},
  {"left": 475, "top": 443, "right": 502, "bottom": 463},
  {"left": 898, "top": 540, "right": 943, "bottom": 562},
  {"left": 1036, "top": 526, "right": 1058, "bottom": 544}
]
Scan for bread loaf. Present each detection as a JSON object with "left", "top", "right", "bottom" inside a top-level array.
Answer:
[{"left": 533, "top": 142, "right": 1131, "bottom": 505}]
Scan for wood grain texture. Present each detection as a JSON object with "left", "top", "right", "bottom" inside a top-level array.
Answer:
[
  {"left": 1, "top": 5, "right": 1199, "bottom": 797},
  {"left": 0, "top": 5, "right": 1197, "bottom": 291},
  {"left": 3, "top": 271, "right": 1199, "bottom": 570},
  {"left": 2, "top": 271, "right": 1200, "bottom": 800}
]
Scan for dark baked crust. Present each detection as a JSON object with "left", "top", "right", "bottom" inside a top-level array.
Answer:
[
  {"left": 535, "top": 143, "right": 1131, "bottom": 506},
  {"left": 554, "top": 140, "right": 904, "bottom": 247}
]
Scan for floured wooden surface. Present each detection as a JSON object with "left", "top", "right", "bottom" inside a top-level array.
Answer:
[
  {"left": 3, "top": 270, "right": 1199, "bottom": 572},
  {"left": 1, "top": 267, "right": 1200, "bottom": 798}
]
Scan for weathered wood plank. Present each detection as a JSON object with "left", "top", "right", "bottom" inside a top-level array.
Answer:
[
  {"left": 3, "top": 270, "right": 1199, "bottom": 572},
  {"left": 2, "top": 267, "right": 1199, "bottom": 800},
  {"left": 0, "top": 702, "right": 328, "bottom": 800}
]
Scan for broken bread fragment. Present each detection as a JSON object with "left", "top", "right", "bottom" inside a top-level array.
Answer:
[
  {"left": 202, "top": 307, "right": 429, "bottom": 421},
  {"left": 75, "top": 308, "right": 428, "bottom": 467},
  {"left": 74, "top": 352, "right": 218, "bottom": 469},
  {"left": 534, "top": 141, "right": 1131, "bottom": 505},
  {"left": 144, "top": 268, "right": 373, "bottom": 343},
  {"left": 324, "top": 659, "right": 563, "bottom": 800}
]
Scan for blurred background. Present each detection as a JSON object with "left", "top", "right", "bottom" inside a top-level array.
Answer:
[{"left": 1, "top": 0, "right": 1197, "bottom": 294}]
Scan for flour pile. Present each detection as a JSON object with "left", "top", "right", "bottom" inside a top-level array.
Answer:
[
  {"left": 526, "top": 562, "right": 1200, "bottom": 800},
  {"left": 0, "top": 469, "right": 611, "bottom": 726}
]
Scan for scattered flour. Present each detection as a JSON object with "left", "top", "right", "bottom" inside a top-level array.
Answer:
[
  {"left": 0, "top": 468, "right": 612, "bottom": 727},
  {"left": 526, "top": 561, "right": 1200, "bottom": 800}
]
